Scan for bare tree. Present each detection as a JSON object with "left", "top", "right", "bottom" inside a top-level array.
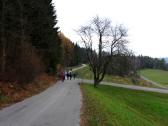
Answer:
[{"left": 77, "top": 16, "right": 128, "bottom": 87}]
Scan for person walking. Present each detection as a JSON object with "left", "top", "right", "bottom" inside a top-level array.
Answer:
[
  {"left": 73, "top": 73, "right": 76, "bottom": 80},
  {"left": 60, "top": 71, "right": 65, "bottom": 82},
  {"left": 66, "top": 70, "right": 69, "bottom": 80},
  {"left": 69, "top": 69, "right": 72, "bottom": 80},
  {"left": 64, "top": 70, "right": 67, "bottom": 80}
]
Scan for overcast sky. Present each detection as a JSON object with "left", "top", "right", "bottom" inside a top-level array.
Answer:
[{"left": 53, "top": 0, "right": 168, "bottom": 58}]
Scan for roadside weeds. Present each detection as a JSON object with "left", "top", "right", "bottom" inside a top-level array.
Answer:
[{"left": 0, "top": 74, "right": 56, "bottom": 109}]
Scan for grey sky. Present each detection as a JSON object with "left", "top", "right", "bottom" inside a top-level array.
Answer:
[{"left": 53, "top": 0, "right": 168, "bottom": 57}]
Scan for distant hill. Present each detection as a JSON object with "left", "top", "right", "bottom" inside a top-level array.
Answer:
[{"left": 164, "top": 57, "right": 168, "bottom": 63}]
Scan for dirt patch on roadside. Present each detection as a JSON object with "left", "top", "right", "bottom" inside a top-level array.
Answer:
[{"left": 0, "top": 73, "right": 56, "bottom": 109}]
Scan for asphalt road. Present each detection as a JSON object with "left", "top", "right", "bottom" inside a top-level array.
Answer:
[{"left": 0, "top": 80, "right": 81, "bottom": 126}]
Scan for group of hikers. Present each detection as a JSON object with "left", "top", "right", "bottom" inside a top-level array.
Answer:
[{"left": 59, "top": 69, "right": 76, "bottom": 82}]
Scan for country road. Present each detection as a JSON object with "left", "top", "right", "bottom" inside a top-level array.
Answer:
[
  {"left": 140, "top": 75, "right": 168, "bottom": 89},
  {"left": 0, "top": 80, "right": 81, "bottom": 126},
  {"left": 72, "top": 64, "right": 87, "bottom": 72},
  {"left": 79, "top": 79, "right": 168, "bottom": 94}
]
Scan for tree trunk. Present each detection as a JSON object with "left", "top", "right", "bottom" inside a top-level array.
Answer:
[
  {"left": 94, "top": 79, "right": 98, "bottom": 88},
  {"left": 93, "top": 74, "right": 100, "bottom": 88},
  {"left": 17, "top": 0, "right": 26, "bottom": 46},
  {"left": 1, "top": 1, "right": 7, "bottom": 73},
  {"left": 2, "top": 43, "right": 6, "bottom": 73}
]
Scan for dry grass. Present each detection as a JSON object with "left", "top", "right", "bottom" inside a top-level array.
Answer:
[{"left": 0, "top": 73, "right": 56, "bottom": 109}]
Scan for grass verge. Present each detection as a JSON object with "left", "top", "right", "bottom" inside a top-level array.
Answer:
[{"left": 80, "top": 84, "right": 168, "bottom": 126}]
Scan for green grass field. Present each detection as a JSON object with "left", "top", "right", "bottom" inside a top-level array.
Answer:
[
  {"left": 81, "top": 84, "right": 168, "bottom": 126},
  {"left": 76, "top": 65, "right": 153, "bottom": 87},
  {"left": 140, "top": 69, "right": 168, "bottom": 86}
]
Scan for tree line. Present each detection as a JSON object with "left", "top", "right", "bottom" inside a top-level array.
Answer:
[
  {"left": 59, "top": 33, "right": 87, "bottom": 67},
  {"left": 137, "top": 56, "right": 168, "bottom": 70},
  {"left": 106, "top": 55, "right": 168, "bottom": 77}
]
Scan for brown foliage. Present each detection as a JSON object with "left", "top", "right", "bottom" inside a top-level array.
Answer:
[
  {"left": 59, "top": 33, "right": 74, "bottom": 66},
  {"left": 17, "top": 42, "right": 44, "bottom": 83},
  {"left": 0, "top": 42, "right": 44, "bottom": 84}
]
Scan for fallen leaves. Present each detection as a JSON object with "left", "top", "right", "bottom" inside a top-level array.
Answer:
[{"left": 0, "top": 73, "right": 56, "bottom": 109}]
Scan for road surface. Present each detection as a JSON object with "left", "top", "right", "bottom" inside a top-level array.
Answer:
[
  {"left": 0, "top": 80, "right": 81, "bottom": 126},
  {"left": 72, "top": 64, "right": 87, "bottom": 72}
]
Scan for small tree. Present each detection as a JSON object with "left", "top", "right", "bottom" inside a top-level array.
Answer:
[{"left": 78, "top": 16, "right": 128, "bottom": 87}]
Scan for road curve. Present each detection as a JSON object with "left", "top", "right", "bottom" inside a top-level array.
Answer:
[
  {"left": 0, "top": 80, "right": 81, "bottom": 126},
  {"left": 72, "top": 64, "right": 87, "bottom": 72},
  {"left": 79, "top": 79, "right": 168, "bottom": 94},
  {"left": 140, "top": 75, "right": 168, "bottom": 89}
]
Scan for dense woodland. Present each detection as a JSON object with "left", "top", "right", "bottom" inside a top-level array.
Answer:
[
  {"left": 137, "top": 56, "right": 168, "bottom": 70},
  {"left": 0, "top": 0, "right": 86, "bottom": 84},
  {"left": 0, "top": 0, "right": 60, "bottom": 83}
]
